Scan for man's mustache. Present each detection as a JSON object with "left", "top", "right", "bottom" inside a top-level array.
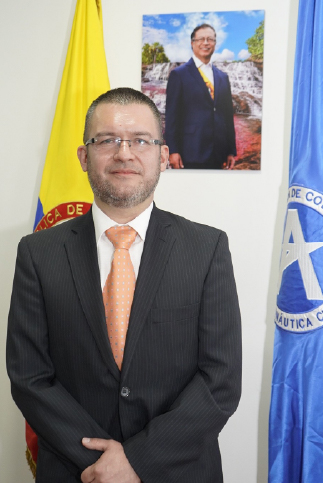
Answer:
[{"left": 104, "top": 163, "right": 143, "bottom": 175}]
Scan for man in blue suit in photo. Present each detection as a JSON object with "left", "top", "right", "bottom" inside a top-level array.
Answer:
[{"left": 165, "top": 24, "right": 237, "bottom": 170}]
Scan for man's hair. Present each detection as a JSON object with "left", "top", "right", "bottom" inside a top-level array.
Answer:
[
  {"left": 190, "top": 24, "right": 216, "bottom": 41},
  {"left": 83, "top": 87, "right": 163, "bottom": 143}
]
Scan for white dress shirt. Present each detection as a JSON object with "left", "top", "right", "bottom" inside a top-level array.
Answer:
[
  {"left": 193, "top": 54, "right": 214, "bottom": 85},
  {"left": 92, "top": 200, "right": 153, "bottom": 289}
]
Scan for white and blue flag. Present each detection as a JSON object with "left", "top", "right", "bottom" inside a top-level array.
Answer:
[{"left": 269, "top": 0, "right": 323, "bottom": 481}]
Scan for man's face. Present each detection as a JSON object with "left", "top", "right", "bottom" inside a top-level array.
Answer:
[
  {"left": 191, "top": 27, "right": 216, "bottom": 64},
  {"left": 78, "top": 103, "right": 168, "bottom": 209}
]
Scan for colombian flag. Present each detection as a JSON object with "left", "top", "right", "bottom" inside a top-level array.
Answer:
[{"left": 27, "top": 0, "right": 109, "bottom": 476}]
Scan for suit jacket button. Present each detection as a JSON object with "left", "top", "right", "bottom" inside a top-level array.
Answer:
[{"left": 121, "top": 387, "right": 130, "bottom": 397}]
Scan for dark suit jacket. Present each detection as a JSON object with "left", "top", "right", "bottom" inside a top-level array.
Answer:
[
  {"left": 7, "top": 205, "right": 242, "bottom": 482},
  {"left": 165, "top": 58, "right": 237, "bottom": 168}
]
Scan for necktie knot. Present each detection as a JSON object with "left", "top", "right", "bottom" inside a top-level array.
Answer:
[{"left": 106, "top": 225, "right": 137, "bottom": 250}]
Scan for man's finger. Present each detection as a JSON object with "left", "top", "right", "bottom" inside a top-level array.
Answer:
[
  {"left": 227, "top": 155, "right": 235, "bottom": 170},
  {"left": 82, "top": 437, "right": 110, "bottom": 451},
  {"left": 81, "top": 465, "right": 93, "bottom": 483}
]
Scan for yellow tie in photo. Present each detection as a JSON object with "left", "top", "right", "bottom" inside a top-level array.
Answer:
[{"left": 198, "top": 67, "right": 214, "bottom": 100}]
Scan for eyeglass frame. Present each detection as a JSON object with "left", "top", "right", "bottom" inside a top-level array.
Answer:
[
  {"left": 192, "top": 37, "right": 216, "bottom": 44},
  {"left": 85, "top": 136, "right": 163, "bottom": 150}
]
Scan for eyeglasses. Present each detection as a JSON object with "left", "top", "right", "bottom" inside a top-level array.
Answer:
[
  {"left": 192, "top": 37, "right": 216, "bottom": 44},
  {"left": 85, "top": 136, "right": 163, "bottom": 154}
]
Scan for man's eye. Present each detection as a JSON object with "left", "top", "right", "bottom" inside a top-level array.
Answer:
[
  {"left": 100, "top": 138, "right": 117, "bottom": 145},
  {"left": 134, "top": 138, "right": 148, "bottom": 146}
]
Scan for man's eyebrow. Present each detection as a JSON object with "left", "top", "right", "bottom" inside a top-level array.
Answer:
[
  {"left": 95, "top": 131, "right": 116, "bottom": 137},
  {"left": 131, "top": 131, "right": 153, "bottom": 137},
  {"left": 94, "top": 131, "right": 153, "bottom": 138}
]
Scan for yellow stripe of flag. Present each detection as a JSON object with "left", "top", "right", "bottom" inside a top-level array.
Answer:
[{"left": 34, "top": 0, "right": 109, "bottom": 230}]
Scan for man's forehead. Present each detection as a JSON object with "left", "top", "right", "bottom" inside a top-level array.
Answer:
[
  {"left": 194, "top": 27, "right": 215, "bottom": 37},
  {"left": 94, "top": 103, "right": 153, "bottom": 119},
  {"left": 90, "top": 103, "right": 159, "bottom": 136},
  {"left": 93, "top": 103, "right": 154, "bottom": 122}
]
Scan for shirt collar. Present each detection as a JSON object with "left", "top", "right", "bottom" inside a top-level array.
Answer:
[
  {"left": 92, "top": 200, "right": 153, "bottom": 244},
  {"left": 192, "top": 54, "right": 213, "bottom": 70}
]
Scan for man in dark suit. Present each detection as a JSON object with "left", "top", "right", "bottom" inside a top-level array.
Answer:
[
  {"left": 165, "top": 24, "right": 237, "bottom": 170},
  {"left": 7, "top": 88, "right": 241, "bottom": 482}
]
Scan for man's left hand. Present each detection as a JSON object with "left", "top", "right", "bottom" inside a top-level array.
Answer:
[
  {"left": 226, "top": 155, "right": 235, "bottom": 170},
  {"left": 81, "top": 438, "right": 140, "bottom": 483}
]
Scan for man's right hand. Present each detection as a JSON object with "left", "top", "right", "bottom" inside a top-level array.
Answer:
[
  {"left": 169, "top": 153, "right": 184, "bottom": 169},
  {"left": 81, "top": 438, "right": 140, "bottom": 483}
]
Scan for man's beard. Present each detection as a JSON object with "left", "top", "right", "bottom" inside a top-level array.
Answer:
[{"left": 87, "top": 158, "right": 161, "bottom": 208}]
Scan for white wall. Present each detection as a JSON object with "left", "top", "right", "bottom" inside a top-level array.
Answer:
[{"left": 0, "top": 0, "right": 299, "bottom": 481}]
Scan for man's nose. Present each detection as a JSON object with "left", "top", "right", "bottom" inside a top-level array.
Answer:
[
  {"left": 114, "top": 140, "right": 134, "bottom": 160},
  {"left": 118, "top": 139, "right": 132, "bottom": 149}
]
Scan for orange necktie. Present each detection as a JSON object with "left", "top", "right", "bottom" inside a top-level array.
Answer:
[{"left": 103, "top": 225, "right": 137, "bottom": 370}]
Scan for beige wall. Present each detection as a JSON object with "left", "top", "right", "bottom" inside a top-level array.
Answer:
[{"left": 0, "top": 0, "right": 299, "bottom": 481}]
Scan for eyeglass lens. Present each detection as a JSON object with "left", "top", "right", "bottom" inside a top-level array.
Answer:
[{"left": 194, "top": 37, "right": 216, "bottom": 43}]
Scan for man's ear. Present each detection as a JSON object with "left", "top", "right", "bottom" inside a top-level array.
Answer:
[
  {"left": 77, "top": 145, "right": 88, "bottom": 172},
  {"left": 160, "top": 145, "right": 169, "bottom": 172}
]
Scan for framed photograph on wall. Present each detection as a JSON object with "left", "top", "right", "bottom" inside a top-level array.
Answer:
[{"left": 141, "top": 10, "right": 265, "bottom": 170}]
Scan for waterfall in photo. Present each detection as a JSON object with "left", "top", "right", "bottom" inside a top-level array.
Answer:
[{"left": 217, "top": 61, "right": 263, "bottom": 118}]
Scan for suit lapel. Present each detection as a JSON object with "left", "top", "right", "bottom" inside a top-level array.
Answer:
[
  {"left": 212, "top": 65, "right": 221, "bottom": 106},
  {"left": 121, "top": 206, "right": 176, "bottom": 380},
  {"left": 64, "top": 210, "right": 120, "bottom": 382}
]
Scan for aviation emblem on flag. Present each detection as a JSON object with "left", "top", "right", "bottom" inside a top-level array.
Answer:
[{"left": 276, "top": 185, "right": 323, "bottom": 332}]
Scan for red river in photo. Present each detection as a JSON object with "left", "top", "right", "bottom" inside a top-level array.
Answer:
[{"left": 234, "top": 114, "right": 262, "bottom": 170}]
